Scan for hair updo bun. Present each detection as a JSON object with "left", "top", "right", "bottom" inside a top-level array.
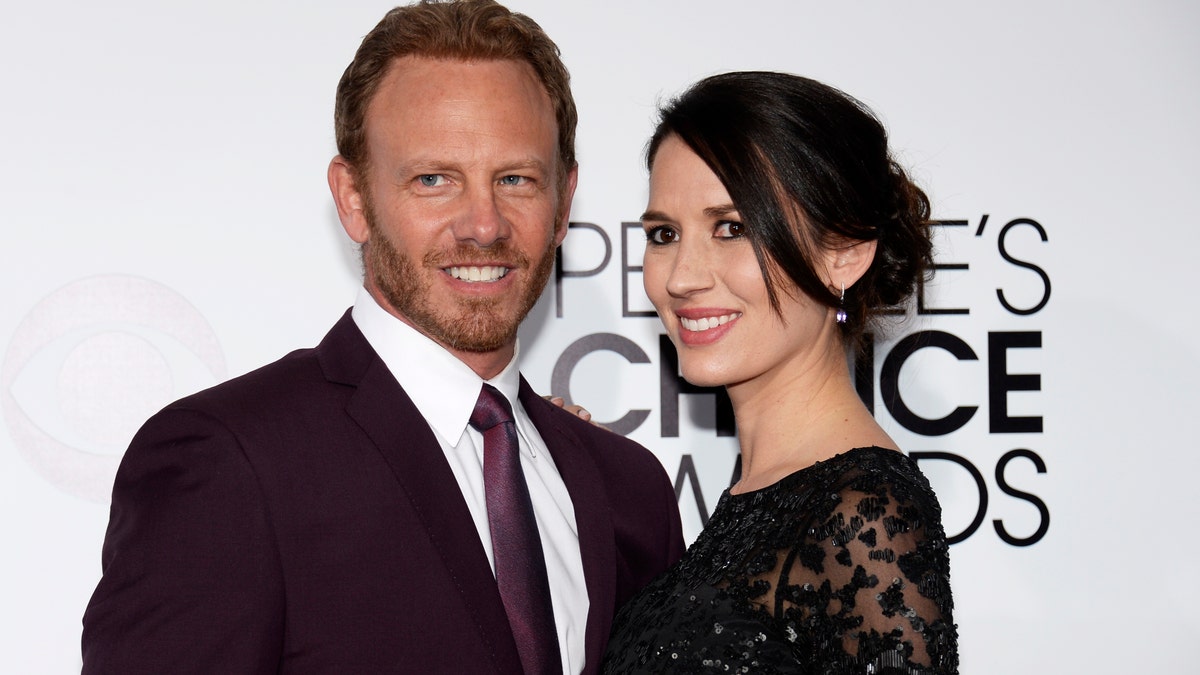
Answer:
[
  {"left": 856, "top": 159, "right": 934, "bottom": 313},
  {"left": 647, "top": 71, "right": 934, "bottom": 350}
]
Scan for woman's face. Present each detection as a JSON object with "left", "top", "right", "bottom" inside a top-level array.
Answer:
[{"left": 642, "top": 135, "right": 837, "bottom": 390}]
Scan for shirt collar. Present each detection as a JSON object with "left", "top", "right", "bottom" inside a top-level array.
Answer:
[{"left": 351, "top": 286, "right": 522, "bottom": 444}]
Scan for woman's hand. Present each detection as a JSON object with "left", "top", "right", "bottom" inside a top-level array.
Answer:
[
  {"left": 544, "top": 395, "right": 604, "bottom": 427},
  {"left": 545, "top": 395, "right": 591, "bottom": 421}
]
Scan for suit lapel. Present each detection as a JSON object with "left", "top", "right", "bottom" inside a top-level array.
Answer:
[
  {"left": 520, "top": 379, "right": 617, "bottom": 673},
  {"left": 317, "top": 313, "right": 522, "bottom": 673}
]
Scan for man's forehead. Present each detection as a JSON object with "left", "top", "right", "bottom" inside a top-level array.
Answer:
[
  {"left": 376, "top": 55, "right": 546, "bottom": 102},
  {"left": 360, "top": 56, "right": 561, "bottom": 165}
]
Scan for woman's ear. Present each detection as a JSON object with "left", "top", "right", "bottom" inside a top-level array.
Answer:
[{"left": 824, "top": 238, "right": 878, "bottom": 291}]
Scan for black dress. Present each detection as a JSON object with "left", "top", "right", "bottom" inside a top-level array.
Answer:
[{"left": 602, "top": 447, "right": 957, "bottom": 674}]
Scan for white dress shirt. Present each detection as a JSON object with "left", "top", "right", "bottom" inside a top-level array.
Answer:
[{"left": 352, "top": 287, "right": 588, "bottom": 675}]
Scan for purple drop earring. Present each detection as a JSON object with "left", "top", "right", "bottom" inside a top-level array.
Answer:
[{"left": 836, "top": 283, "right": 848, "bottom": 325}]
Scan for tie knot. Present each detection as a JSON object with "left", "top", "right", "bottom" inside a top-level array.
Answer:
[{"left": 469, "top": 383, "right": 514, "bottom": 432}]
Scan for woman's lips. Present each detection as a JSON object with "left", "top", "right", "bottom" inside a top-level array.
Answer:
[{"left": 675, "top": 311, "right": 742, "bottom": 346}]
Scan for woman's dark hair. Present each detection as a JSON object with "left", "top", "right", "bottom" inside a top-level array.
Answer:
[{"left": 647, "top": 71, "right": 933, "bottom": 348}]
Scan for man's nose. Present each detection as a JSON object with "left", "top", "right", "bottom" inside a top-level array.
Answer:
[{"left": 452, "top": 184, "right": 510, "bottom": 247}]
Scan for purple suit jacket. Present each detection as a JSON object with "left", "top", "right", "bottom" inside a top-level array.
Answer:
[{"left": 82, "top": 312, "right": 684, "bottom": 673}]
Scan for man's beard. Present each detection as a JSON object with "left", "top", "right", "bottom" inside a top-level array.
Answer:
[{"left": 363, "top": 208, "right": 558, "bottom": 354}]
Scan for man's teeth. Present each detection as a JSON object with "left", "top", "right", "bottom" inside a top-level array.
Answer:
[
  {"left": 448, "top": 266, "right": 509, "bottom": 282},
  {"left": 679, "top": 313, "right": 741, "bottom": 332}
]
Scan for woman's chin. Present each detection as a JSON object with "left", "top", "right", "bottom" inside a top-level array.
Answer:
[{"left": 679, "top": 365, "right": 732, "bottom": 389}]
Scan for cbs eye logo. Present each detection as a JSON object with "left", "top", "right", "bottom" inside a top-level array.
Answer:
[{"left": 2, "top": 276, "right": 226, "bottom": 503}]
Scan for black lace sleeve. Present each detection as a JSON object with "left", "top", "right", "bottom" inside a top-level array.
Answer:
[
  {"left": 600, "top": 447, "right": 957, "bottom": 675},
  {"left": 770, "top": 455, "right": 957, "bottom": 673}
]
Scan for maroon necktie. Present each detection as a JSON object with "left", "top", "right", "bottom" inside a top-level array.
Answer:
[{"left": 469, "top": 384, "right": 561, "bottom": 675}]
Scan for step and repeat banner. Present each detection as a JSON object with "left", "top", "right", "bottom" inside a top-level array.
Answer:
[{"left": 2, "top": 1, "right": 1197, "bottom": 672}]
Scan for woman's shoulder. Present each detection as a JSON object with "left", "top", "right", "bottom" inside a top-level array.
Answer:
[
  {"left": 769, "top": 446, "right": 945, "bottom": 526},
  {"left": 781, "top": 446, "right": 931, "bottom": 493}
]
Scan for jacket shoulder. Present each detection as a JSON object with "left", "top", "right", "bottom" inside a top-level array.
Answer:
[{"left": 160, "top": 311, "right": 370, "bottom": 422}]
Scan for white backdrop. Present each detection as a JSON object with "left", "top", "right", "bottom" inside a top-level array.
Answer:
[{"left": 3, "top": 1, "right": 1198, "bottom": 672}]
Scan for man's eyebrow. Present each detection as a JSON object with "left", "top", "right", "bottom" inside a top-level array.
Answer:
[
  {"left": 397, "top": 160, "right": 451, "bottom": 175},
  {"left": 501, "top": 158, "right": 550, "bottom": 172},
  {"left": 397, "top": 158, "right": 551, "bottom": 174}
]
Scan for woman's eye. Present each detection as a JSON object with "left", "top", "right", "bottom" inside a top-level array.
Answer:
[
  {"left": 417, "top": 175, "right": 446, "bottom": 187},
  {"left": 715, "top": 220, "right": 745, "bottom": 238},
  {"left": 645, "top": 226, "right": 678, "bottom": 245}
]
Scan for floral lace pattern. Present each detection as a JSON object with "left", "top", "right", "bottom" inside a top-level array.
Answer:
[{"left": 602, "top": 447, "right": 957, "bottom": 674}]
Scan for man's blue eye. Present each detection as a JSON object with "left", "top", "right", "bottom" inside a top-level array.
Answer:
[
  {"left": 499, "top": 176, "right": 526, "bottom": 186},
  {"left": 418, "top": 175, "right": 442, "bottom": 187}
]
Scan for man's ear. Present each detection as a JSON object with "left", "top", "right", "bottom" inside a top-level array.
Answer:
[
  {"left": 554, "top": 164, "right": 579, "bottom": 247},
  {"left": 328, "top": 156, "right": 370, "bottom": 244},
  {"left": 824, "top": 238, "right": 878, "bottom": 291}
]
